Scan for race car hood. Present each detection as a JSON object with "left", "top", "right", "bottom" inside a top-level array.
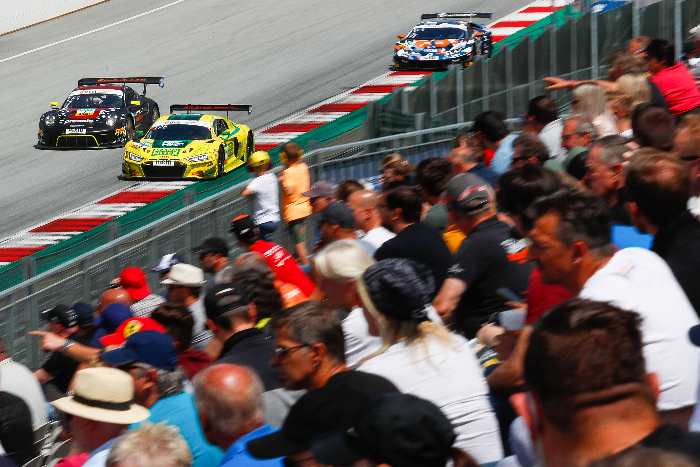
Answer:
[
  {"left": 397, "top": 38, "right": 469, "bottom": 57},
  {"left": 128, "top": 139, "right": 214, "bottom": 158}
]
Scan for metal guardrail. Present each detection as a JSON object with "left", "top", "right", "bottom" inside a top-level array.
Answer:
[{"left": 3, "top": 124, "right": 474, "bottom": 368}]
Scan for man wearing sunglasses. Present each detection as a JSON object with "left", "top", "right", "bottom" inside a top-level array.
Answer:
[{"left": 193, "top": 238, "right": 232, "bottom": 292}]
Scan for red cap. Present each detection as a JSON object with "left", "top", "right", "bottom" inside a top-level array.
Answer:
[
  {"left": 99, "top": 317, "right": 166, "bottom": 347},
  {"left": 119, "top": 267, "right": 151, "bottom": 301}
]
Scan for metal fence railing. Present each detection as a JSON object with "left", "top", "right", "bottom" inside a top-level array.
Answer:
[
  {"left": 365, "top": 0, "right": 700, "bottom": 137},
  {"left": 3, "top": 124, "right": 477, "bottom": 369}
]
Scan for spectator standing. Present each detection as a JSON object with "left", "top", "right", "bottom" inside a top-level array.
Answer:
[
  {"left": 193, "top": 238, "right": 232, "bottom": 291},
  {"left": 229, "top": 215, "right": 316, "bottom": 297},
  {"left": 52, "top": 368, "right": 149, "bottom": 467},
  {"left": 415, "top": 158, "right": 453, "bottom": 234},
  {"left": 346, "top": 190, "right": 395, "bottom": 249},
  {"left": 472, "top": 111, "right": 518, "bottom": 175},
  {"left": 0, "top": 335, "right": 48, "bottom": 430},
  {"left": 242, "top": 151, "right": 280, "bottom": 242},
  {"left": 510, "top": 299, "right": 700, "bottom": 467},
  {"left": 375, "top": 185, "right": 452, "bottom": 294},
  {"left": 556, "top": 113, "right": 599, "bottom": 179},
  {"left": 631, "top": 103, "right": 675, "bottom": 150},
  {"left": 357, "top": 259, "right": 503, "bottom": 464},
  {"left": 193, "top": 364, "right": 282, "bottom": 467},
  {"left": 100, "top": 332, "right": 223, "bottom": 467},
  {"left": 161, "top": 264, "right": 213, "bottom": 351},
  {"left": 672, "top": 115, "right": 700, "bottom": 217},
  {"left": 645, "top": 39, "right": 700, "bottom": 117},
  {"left": 119, "top": 267, "right": 166, "bottom": 318},
  {"left": 445, "top": 146, "right": 499, "bottom": 188},
  {"left": 279, "top": 142, "right": 312, "bottom": 265},
  {"left": 626, "top": 150, "right": 700, "bottom": 315},
  {"left": 432, "top": 173, "right": 532, "bottom": 337},
  {"left": 106, "top": 423, "right": 192, "bottom": 467},
  {"left": 526, "top": 190, "right": 700, "bottom": 426},
  {"left": 521, "top": 96, "right": 568, "bottom": 162}
]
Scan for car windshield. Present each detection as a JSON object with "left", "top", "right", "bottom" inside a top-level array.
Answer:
[
  {"left": 408, "top": 27, "right": 466, "bottom": 40},
  {"left": 146, "top": 124, "right": 212, "bottom": 140},
  {"left": 63, "top": 93, "right": 123, "bottom": 108}
]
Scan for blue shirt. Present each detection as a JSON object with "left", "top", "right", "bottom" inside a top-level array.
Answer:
[
  {"left": 82, "top": 438, "right": 116, "bottom": 467},
  {"left": 489, "top": 133, "right": 518, "bottom": 176},
  {"left": 131, "top": 392, "right": 223, "bottom": 467},
  {"left": 467, "top": 162, "right": 500, "bottom": 189},
  {"left": 221, "top": 425, "right": 283, "bottom": 467}
]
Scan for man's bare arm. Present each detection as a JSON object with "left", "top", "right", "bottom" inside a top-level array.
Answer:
[
  {"left": 432, "top": 278, "right": 467, "bottom": 324},
  {"left": 29, "top": 331, "right": 100, "bottom": 364},
  {"left": 486, "top": 325, "right": 533, "bottom": 393}
]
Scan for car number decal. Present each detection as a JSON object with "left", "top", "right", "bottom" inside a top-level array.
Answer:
[
  {"left": 65, "top": 128, "right": 87, "bottom": 134},
  {"left": 152, "top": 148, "right": 180, "bottom": 156}
]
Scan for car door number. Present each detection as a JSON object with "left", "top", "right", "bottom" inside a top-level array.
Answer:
[{"left": 153, "top": 160, "right": 174, "bottom": 166}]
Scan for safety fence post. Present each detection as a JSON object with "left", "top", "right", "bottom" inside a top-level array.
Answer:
[
  {"left": 591, "top": 9, "right": 599, "bottom": 79},
  {"left": 456, "top": 69, "right": 464, "bottom": 123}
]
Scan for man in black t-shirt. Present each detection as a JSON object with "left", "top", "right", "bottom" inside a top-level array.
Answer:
[
  {"left": 0, "top": 391, "right": 36, "bottom": 466},
  {"left": 432, "top": 173, "right": 532, "bottom": 337},
  {"left": 374, "top": 185, "right": 452, "bottom": 294}
]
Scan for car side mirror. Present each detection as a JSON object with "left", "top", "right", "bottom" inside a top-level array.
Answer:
[
  {"left": 397, "top": 34, "right": 405, "bottom": 39},
  {"left": 51, "top": 102, "right": 59, "bottom": 109},
  {"left": 134, "top": 130, "right": 144, "bottom": 141}
]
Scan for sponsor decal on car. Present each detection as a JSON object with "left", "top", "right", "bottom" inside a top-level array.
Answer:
[
  {"left": 115, "top": 127, "right": 126, "bottom": 134},
  {"left": 70, "top": 89, "right": 124, "bottom": 96},
  {"left": 152, "top": 148, "right": 180, "bottom": 156},
  {"left": 151, "top": 120, "right": 211, "bottom": 129},
  {"left": 161, "top": 140, "right": 186, "bottom": 147},
  {"left": 74, "top": 108, "right": 98, "bottom": 117}
]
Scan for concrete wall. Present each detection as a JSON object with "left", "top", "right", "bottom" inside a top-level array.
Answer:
[{"left": 0, "top": 0, "right": 107, "bottom": 35}]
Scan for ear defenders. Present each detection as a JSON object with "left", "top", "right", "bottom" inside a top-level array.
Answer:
[{"left": 279, "top": 148, "right": 304, "bottom": 164}]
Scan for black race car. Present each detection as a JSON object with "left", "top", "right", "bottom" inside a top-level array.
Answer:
[{"left": 37, "top": 77, "right": 164, "bottom": 149}]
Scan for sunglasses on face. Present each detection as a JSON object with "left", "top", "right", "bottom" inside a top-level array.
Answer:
[{"left": 274, "top": 344, "right": 310, "bottom": 359}]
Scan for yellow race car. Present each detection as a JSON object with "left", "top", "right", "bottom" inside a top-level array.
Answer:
[{"left": 122, "top": 104, "right": 254, "bottom": 179}]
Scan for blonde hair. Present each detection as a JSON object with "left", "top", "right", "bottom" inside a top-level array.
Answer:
[
  {"left": 314, "top": 240, "right": 375, "bottom": 282},
  {"left": 616, "top": 74, "right": 652, "bottom": 107},
  {"left": 573, "top": 83, "right": 608, "bottom": 118},
  {"left": 381, "top": 153, "right": 405, "bottom": 169},
  {"left": 355, "top": 275, "right": 455, "bottom": 367},
  {"left": 106, "top": 423, "right": 192, "bottom": 467}
]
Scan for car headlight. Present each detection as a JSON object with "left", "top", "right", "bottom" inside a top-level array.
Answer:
[
  {"left": 186, "top": 154, "right": 210, "bottom": 162},
  {"left": 44, "top": 114, "right": 56, "bottom": 127},
  {"left": 106, "top": 115, "right": 118, "bottom": 126},
  {"left": 127, "top": 152, "right": 143, "bottom": 162},
  {"left": 396, "top": 49, "right": 409, "bottom": 58}
]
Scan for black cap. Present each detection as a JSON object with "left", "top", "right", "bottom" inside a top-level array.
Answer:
[
  {"left": 41, "top": 305, "right": 79, "bottom": 328},
  {"left": 204, "top": 283, "right": 251, "bottom": 320},
  {"left": 247, "top": 384, "right": 380, "bottom": 459},
  {"left": 229, "top": 215, "right": 259, "bottom": 243},
  {"left": 361, "top": 258, "right": 435, "bottom": 322},
  {"left": 192, "top": 237, "right": 229, "bottom": 257},
  {"left": 71, "top": 302, "right": 95, "bottom": 326},
  {"left": 311, "top": 394, "right": 456, "bottom": 467},
  {"left": 319, "top": 201, "right": 355, "bottom": 229},
  {"left": 442, "top": 172, "right": 492, "bottom": 212}
]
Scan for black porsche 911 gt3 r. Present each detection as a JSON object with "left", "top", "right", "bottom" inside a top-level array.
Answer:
[{"left": 37, "top": 77, "right": 164, "bottom": 149}]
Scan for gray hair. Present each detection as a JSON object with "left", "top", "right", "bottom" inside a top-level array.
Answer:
[
  {"left": 591, "top": 135, "right": 628, "bottom": 167},
  {"left": 106, "top": 422, "right": 192, "bottom": 467},
  {"left": 192, "top": 365, "right": 264, "bottom": 438},
  {"left": 314, "top": 239, "right": 375, "bottom": 282},
  {"left": 133, "top": 363, "right": 185, "bottom": 398},
  {"left": 563, "top": 113, "right": 599, "bottom": 141}
]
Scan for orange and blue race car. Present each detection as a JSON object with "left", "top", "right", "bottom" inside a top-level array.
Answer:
[{"left": 393, "top": 13, "right": 493, "bottom": 70}]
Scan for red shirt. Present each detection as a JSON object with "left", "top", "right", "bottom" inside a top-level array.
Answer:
[
  {"left": 650, "top": 63, "right": 700, "bottom": 116},
  {"left": 178, "top": 349, "right": 213, "bottom": 380},
  {"left": 250, "top": 240, "right": 317, "bottom": 296},
  {"left": 483, "top": 149, "right": 495, "bottom": 166},
  {"left": 525, "top": 266, "right": 574, "bottom": 325}
]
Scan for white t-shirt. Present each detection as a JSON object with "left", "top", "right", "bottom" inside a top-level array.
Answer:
[
  {"left": 361, "top": 227, "right": 396, "bottom": 250},
  {"left": 343, "top": 307, "right": 383, "bottom": 367},
  {"left": 189, "top": 300, "right": 213, "bottom": 351},
  {"left": 538, "top": 119, "right": 568, "bottom": 162},
  {"left": 247, "top": 173, "right": 281, "bottom": 225},
  {"left": 357, "top": 334, "right": 504, "bottom": 464},
  {"left": 579, "top": 248, "right": 700, "bottom": 411}
]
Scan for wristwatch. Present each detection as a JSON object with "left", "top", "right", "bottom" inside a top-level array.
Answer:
[{"left": 61, "top": 339, "right": 76, "bottom": 355}]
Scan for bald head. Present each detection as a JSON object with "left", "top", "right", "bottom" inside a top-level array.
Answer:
[
  {"left": 193, "top": 364, "right": 264, "bottom": 448},
  {"left": 446, "top": 147, "right": 480, "bottom": 175},
  {"left": 346, "top": 189, "right": 382, "bottom": 232},
  {"left": 99, "top": 288, "right": 132, "bottom": 311}
]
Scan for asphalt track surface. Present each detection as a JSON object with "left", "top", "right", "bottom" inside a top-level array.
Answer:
[{"left": 0, "top": 0, "right": 533, "bottom": 240}]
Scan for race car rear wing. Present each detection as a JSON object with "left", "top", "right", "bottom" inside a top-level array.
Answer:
[
  {"left": 421, "top": 12, "right": 492, "bottom": 20},
  {"left": 170, "top": 104, "right": 253, "bottom": 117},
  {"left": 78, "top": 77, "right": 165, "bottom": 95}
]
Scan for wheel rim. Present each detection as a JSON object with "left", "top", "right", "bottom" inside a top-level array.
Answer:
[{"left": 218, "top": 148, "right": 225, "bottom": 176}]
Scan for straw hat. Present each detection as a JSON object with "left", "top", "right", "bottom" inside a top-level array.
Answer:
[
  {"left": 52, "top": 367, "right": 149, "bottom": 425},
  {"left": 160, "top": 263, "right": 207, "bottom": 287}
]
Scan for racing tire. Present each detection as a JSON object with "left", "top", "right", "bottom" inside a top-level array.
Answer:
[
  {"left": 152, "top": 106, "right": 160, "bottom": 125},
  {"left": 125, "top": 118, "right": 135, "bottom": 141},
  {"left": 216, "top": 146, "right": 226, "bottom": 178},
  {"left": 246, "top": 131, "right": 254, "bottom": 162}
]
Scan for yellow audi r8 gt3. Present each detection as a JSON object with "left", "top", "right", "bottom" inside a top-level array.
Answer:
[{"left": 122, "top": 105, "right": 254, "bottom": 179}]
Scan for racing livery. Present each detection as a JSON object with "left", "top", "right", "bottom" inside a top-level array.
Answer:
[
  {"left": 122, "top": 105, "right": 254, "bottom": 179},
  {"left": 38, "top": 77, "right": 164, "bottom": 149},
  {"left": 393, "top": 13, "right": 493, "bottom": 70}
]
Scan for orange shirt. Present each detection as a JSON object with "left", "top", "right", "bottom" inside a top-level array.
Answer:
[
  {"left": 280, "top": 162, "right": 312, "bottom": 222},
  {"left": 274, "top": 280, "right": 307, "bottom": 308}
]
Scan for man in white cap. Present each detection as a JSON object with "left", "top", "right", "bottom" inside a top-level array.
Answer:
[
  {"left": 52, "top": 367, "right": 149, "bottom": 467},
  {"left": 162, "top": 263, "right": 212, "bottom": 351}
]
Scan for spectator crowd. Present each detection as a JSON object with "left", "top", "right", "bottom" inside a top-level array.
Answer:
[{"left": 3, "top": 35, "right": 700, "bottom": 467}]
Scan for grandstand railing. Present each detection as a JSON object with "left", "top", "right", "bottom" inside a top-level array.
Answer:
[
  {"left": 365, "top": 0, "right": 700, "bottom": 137},
  {"left": 2, "top": 123, "right": 486, "bottom": 369}
]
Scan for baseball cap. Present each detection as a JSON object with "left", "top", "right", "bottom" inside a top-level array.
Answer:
[
  {"left": 229, "top": 215, "right": 260, "bottom": 243},
  {"left": 71, "top": 302, "right": 95, "bottom": 326},
  {"left": 151, "top": 253, "right": 187, "bottom": 272},
  {"left": 311, "top": 394, "right": 456, "bottom": 467},
  {"left": 100, "top": 330, "right": 178, "bottom": 371},
  {"left": 41, "top": 305, "right": 79, "bottom": 328},
  {"left": 192, "top": 238, "right": 229, "bottom": 257},
  {"left": 301, "top": 181, "right": 335, "bottom": 198},
  {"left": 119, "top": 267, "right": 151, "bottom": 302},
  {"left": 247, "top": 384, "right": 382, "bottom": 460},
  {"left": 99, "top": 317, "right": 167, "bottom": 348},
  {"left": 204, "top": 283, "right": 251, "bottom": 320},
  {"left": 249, "top": 151, "right": 271, "bottom": 168},
  {"left": 318, "top": 201, "right": 355, "bottom": 229},
  {"left": 443, "top": 172, "right": 492, "bottom": 212}
]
